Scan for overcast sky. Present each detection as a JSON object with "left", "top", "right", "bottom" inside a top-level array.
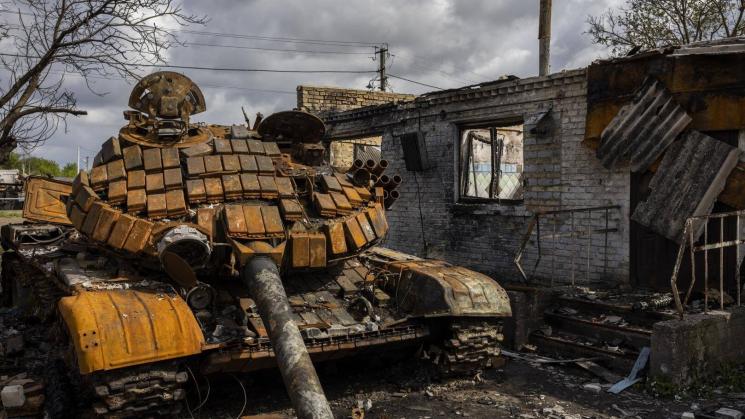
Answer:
[{"left": 15, "top": 0, "right": 622, "bottom": 165}]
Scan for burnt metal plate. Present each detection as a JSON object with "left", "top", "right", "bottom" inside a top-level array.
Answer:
[
  {"left": 23, "top": 177, "right": 73, "bottom": 225},
  {"left": 257, "top": 110, "right": 326, "bottom": 143}
]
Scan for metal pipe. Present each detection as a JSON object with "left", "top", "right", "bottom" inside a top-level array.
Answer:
[
  {"left": 374, "top": 175, "right": 391, "bottom": 188},
  {"left": 372, "top": 159, "right": 389, "bottom": 176},
  {"left": 365, "top": 159, "right": 376, "bottom": 172},
  {"left": 242, "top": 257, "right": 333, "bottom": 419},
  {"left": 351, "top": 168, "right": 371, "bottom": 187},
  {"left": 385, "top": 174, "right": 402, "bottom": 191},
  {"left": 351, "top": 159, "right": 364, "bottom": 171},
  {"left": 384, "top": 189, "right": 399, "bottom": 209}
]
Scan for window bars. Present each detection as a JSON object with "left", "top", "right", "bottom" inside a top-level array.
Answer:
[{"left": 514, "top": 205, "right": 621, "bottom": 286}]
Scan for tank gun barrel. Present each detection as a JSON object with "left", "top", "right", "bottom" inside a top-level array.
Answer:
[{"left": 241, "top": 256, "right": 333, "bottom": 419}]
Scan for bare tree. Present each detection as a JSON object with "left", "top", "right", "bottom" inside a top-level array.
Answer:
[
  {"left": 0, "top": 0, "right": 206, "bottom": 163},
  {"left": 587, "top": 0, "right": 745, "bottom": 56}
]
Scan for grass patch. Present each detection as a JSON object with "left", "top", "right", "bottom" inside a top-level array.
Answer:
[{"left": 0, "top": 210, "right": 22, "bottom": 218}]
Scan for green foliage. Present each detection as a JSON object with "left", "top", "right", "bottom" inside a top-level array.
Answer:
[
  {"left": 0, "top": 152, "right": 76, "bottom": 177},
  {"left": 60, "top": 162, "right": 78, "bottom": 178},
  {"left": 587, "top": 0, "right": 745, "bottom": 56}
]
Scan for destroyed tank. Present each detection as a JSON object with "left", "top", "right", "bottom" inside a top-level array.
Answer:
[{"left": 0, "top": 72, "right": 511, "bottom": 418}]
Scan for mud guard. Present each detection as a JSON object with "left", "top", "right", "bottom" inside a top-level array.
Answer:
[
  {"left": 58, "top": 289, "right": 204, "bottom": 374},
  {"left": 384, "top": 258, "right": 512, "bottom": 318}
]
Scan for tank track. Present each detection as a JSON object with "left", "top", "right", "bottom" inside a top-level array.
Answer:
[
  {"left": 89, "top": 363, "right": 188, "bottom": 418},
  {"left": 433, "top": 318, "right": 504, "bottom": 375},
  {"left": 1, "top": 251, "right": 65, "bottom": 319}
]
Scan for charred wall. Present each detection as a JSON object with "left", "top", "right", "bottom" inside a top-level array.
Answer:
[{"left": 314, "top": 70, "right": 630, "bottom": 284}]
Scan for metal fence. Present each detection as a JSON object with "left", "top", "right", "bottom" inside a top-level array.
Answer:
[
  {"left": 514, "top": 205, "right": 622, "bottom": 285},
  {"left": 670, "top": 210, "right": 745, "bottom": 319}
]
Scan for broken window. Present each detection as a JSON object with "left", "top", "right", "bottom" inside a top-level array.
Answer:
[
  {"left": 329, "top": 136, "right": 382, "bottom": 171},
  {"left": 459, "top": 123, "right": 524, "bottom": 202}
]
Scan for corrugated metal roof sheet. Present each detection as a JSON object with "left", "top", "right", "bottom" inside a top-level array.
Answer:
[
  {"left": 596, "top": 78, "right": 692, "bottom": 172},
  {"left": 631, "top": 130, "right": 741, "bottom": 244}
]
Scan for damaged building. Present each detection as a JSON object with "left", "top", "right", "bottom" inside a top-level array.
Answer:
[{"left": 299, "top": 38, "right": 745, "bottom": 386}]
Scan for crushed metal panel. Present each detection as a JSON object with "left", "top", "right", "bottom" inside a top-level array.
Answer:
[
  {"left": 631, "top": 131, "right": 741, "bottom": 243},
  {"left": 597, "top": 78, "right": 691, "bottom": 171},
  {"left": 23, "top": 177, "right": 73, "bottom": 225}
]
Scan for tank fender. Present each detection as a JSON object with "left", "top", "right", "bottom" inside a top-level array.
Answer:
[
  {"left": 387, "top": 260, "right": 512, "bottom": 318},
  {"left": 58, "top": 289, "right": 204, "bottom": 374}
]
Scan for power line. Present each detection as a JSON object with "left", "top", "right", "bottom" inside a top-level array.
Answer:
[
  {"left": 388, "top": 74, "right": 442, "bottom": 90},
  {"left": 0, "top": 53, "right": 377, "bottom": 74},
  {"left": 175, "top": 29, "right": 380, "bottom": 47},
  {"left": 182, "top": 41, "right": 373, "bottom": 55}
]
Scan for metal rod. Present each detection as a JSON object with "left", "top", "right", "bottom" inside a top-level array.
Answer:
[
  {"left": 721, "top": 217, "right": 725, "bottom": 310},
  {"left": 671, "top": 221, "right": 690, "bottom": 320},
  {"left": 571, "top": 212, "right": 575, "bottom": 287},
  {"left": 738, "top": 214, "right": 741, "bottom": 307},
  {"left": 684, "top": 225, "right": 697, "bottom": 307},
  {"left": 705, "top": 223, "right": 709, "bottom": 314},
  {"left": 604, "top": 208, "right": 609, "bottom": 277}
]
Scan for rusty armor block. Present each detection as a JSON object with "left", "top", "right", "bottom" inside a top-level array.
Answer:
[
  {"left": 126, "top": 189, "right": 146, "bottom": 213},
  {"left": 186, "top": 179, "right": 206, "bottom": 203},
  {"left": 106, "top": 159, "right": 126, "bottom": 182},
  {"left": 90, "top": 164, "right": 108, "bottom": 190},
  {"left": 243, "top": 205, "right": 264, "bottom": 236},
  {"left": 101, "top": 137, "right": 122, "bottom": 163},
  {"left": 255, "top": 155, "right": 274, "bottom": 175},
  {"left": 325, "top": 221, "right": 347, "bottom": 255},
  {"left": 147, "top": 193, "right": 167, "bottom": 218},
  {"left": 75, "top": 185, "right": 99, "bottom": 212},
  {"left": 180, "top": 142, "right": 213, "bottom": 158},
  {"left": 329, "top": 192, "right": 352, "bottom": 214},
  {"left": 291, "top": 232, "right": 310, "bottom": 267},
  {"left": 127, "top": 170, "right": 146, "bottom": 190},
  {"left": 69, "top": 203, "right": 86, "bottom": 231},
  {"left": 166, "top": 190, "right": 187, "bottom": 217},
  {"left": 261, "top": 206, "right": 283, "bottom": 236},
  {"left": 107, "top": 213, "right": 136, "bottom": 249},
  {"left": 122, "top": 218, "right": 153, "bottom": 253},
  {"left": 196, "top": 207, "right": 216, "bottom": 239},
  {"left": 313, "top": 193, "right": 337, "bottom": 217},
  {"left": 163, "top": 168, "right": 183, "bottom": 190},
  {"left": 231, "top": 139, "right": 249, "bottom": 154},
  {"left": 214, "top": 138, "right": 233, "bottom": 154},
  {"left": 224, "top": 205, "right": 248, "bottom": 235},
  {"left": 239, "top": 155, "right": 258, "bottom": 173},
  {"left": 309, "top": 232, "right": 326, "bottom": 267},
  {"left": 355, "top": 186, "right": 372, "bottom": 201},
  {"left": 366, "top": 206, "right": 387, "bottom": 237},
  {"left": 204, "top": 177, "right": 223, "bottom": 202},
  {"left": 186, "top": 156, "right": 206, "bottom": 177},
  {"left": 92, "top": 205, "right": 120, "bottom": 242},
  {"left": 122, "top": 144, "right": 143, "bottom": 170},
  {"left": 142, "top": 147, "right": 163, "bottom": 172},
  {"left": 72, "top": 170, "right": 90, "bottom": 195},
  {"left": 81, "top": 201, "right": 106, "bottom": 236},
  {"left": 222, "top": 154, "right": 241, "bottom": 173},
  {"left": 240, "top": 174, "right": 260, "bottom": 198},
  {"left": 145, "top": 172, "right": 165, "bottom": 193},
  {"left": 258, "top": 175, "right": 278, "bottom": 199},
  {"left": 264, "top": 142, "right": 281, "bottom": 157},
  {"left": 247, "top": 140, "right": 265, "bottom": 155},
  {"left": 343, "top": 216, "right": 367, "bottom": 250},
  {"left": 161, "top": 147, "right": 180, "bottom": 169},
  {"left": 322, "top": 175, "right": 342, "bottom": 193},
  {"left": 279, "top": 198, "right": 303, "bottom": 221},
  {"left": 222, "top": 174, "right": 243, "bottom": 200},
  {"left": 107, "top": 180, "right": 127, "bottom": 205},
  {"left": 356, "top": 212, "right": 376, "bottom": 242},
  {"left": 204, "top": 155, "right": 223, "bottom": 173},
  {"left": 275, "top": 177, "right": 294, "bottom": 198},
  {"left": 342, "top": 186, "right": 363, "bottom": 207}
]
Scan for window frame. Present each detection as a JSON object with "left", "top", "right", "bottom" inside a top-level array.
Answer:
[{"left": 457, "top": 118, "right": 525, "bottom": 205}]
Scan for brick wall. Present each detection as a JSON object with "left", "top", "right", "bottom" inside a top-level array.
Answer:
[
  {"left": 297, "top": 86, "right": 416, "bottom": 116},
  {"left": 311, "top": 70, "right": 630, "bottom": 285}
]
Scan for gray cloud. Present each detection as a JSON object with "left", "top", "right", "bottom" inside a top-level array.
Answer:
[{"left": 29, "top": 0, "right": 621, "bottom": 165}]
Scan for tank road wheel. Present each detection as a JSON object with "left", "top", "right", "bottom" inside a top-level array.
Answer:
[
  {"left": 430, "top": 318, "right": 504, "bottom": 376},
  {"left": 88, "top": 363, "right": 189, "bottom": 418}
]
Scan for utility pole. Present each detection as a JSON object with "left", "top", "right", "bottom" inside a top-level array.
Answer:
[
  {"left": 378, "top": 45, "right": 388, "bottom": 92},
  {"left": 76, "top": 146, "right": 80, "bottom": 174},
  {"left": 538, "top": 0, "right": 552, "bottom": 76}
]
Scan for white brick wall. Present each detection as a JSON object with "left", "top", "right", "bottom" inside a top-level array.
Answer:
[{"left": 310, "top": 69, "right": 630, "bottom": 285}]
